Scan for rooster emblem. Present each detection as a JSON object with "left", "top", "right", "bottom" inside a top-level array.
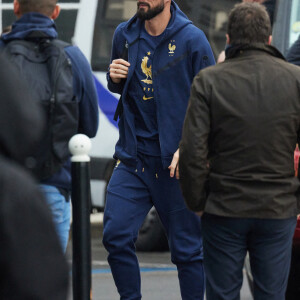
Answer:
[
  {"left": 141, "top": 56, "right": 152, "bottom": 84},
  {"left": 168, "top": 43, "right": 176, "bottom": 54}
]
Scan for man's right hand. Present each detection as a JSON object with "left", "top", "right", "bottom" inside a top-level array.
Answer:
[{"left": 109, "top": 59, "right": 130, "bottom": 84}]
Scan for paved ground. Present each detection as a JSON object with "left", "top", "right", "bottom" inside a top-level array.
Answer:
[{"left": 66, "top": 214, "right": 252, "bottom": 300}]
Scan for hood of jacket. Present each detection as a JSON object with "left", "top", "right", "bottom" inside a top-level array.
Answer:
[
  {"left": 2, "top": 12, "right": 57, "bottom": 42},
  {"left": 122, "top": 0, "right": 192, "bottom": 44}
]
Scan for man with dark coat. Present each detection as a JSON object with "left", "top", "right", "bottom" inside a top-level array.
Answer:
[
  {"left": 179, "top": 2, "right": 300, "bottom": 300},
  {"left": 0, "top": 54, "right": 68, "bottom": 299}
]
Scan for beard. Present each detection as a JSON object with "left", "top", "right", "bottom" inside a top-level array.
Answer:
[{"left": 137, "top": 1, "right": 165, "bottom": 20}]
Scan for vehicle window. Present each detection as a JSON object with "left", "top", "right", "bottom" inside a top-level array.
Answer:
[
  {"left": 92, "top": 0, "right": 281, "bottom": 71},
  {"left": 1, "top": 1, "right": 79, "bottom": 44},
  {"left": 105, "top": 0, "right": 137, "bottom": 20},
  {"left": 191, "top": 0, "right": 238, "bottom": 58},
  {"left": 289, "top": 0, "right": 300, "bottom": 47},
  {"left": 92, "top": 0, "right": 137, "bottom": 71},
  {"left": 2, "top": 9, "right": 14, "bottom": 33},
  {"left": 55, "top": 10, "right": 78, "bottom": 43}
]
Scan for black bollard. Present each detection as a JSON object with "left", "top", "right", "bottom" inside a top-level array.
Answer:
[{"left": 69, "top": 134, "right": 92, "bottom": 300}]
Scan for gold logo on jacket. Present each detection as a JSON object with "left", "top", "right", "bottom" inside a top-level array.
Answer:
[
  {"left": 115, "top": 159, "right": 121, "bottom": 168},
  {"left": 141, "top": 52, "right": 154, "bottom": 101},
  {"left": 141, "top": 56, "right": 152, "bottom": 84},
  {"left": 169, "top": 40, "right": 176, "bottom": 56},
  {"left": 143, "top": 95, "right": 153, "bottom": 100}
]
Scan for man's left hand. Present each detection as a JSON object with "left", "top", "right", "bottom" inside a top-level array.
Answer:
[
  {"left": 169, "top": 149, "right": 180, "bottom": 179},
  {"left": 196, "top": 211, "right": 204, "bottom": 217}
]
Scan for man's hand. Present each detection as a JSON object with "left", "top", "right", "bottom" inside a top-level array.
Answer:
[
  {"left": 195, "top": 211, "right": 204, "bottom": 217},
  {"left": 169, "top": 149, "right": 180, "bottom": 179},
  {"left": 109, "top": 59, "right": 130, "bottom": 84}
]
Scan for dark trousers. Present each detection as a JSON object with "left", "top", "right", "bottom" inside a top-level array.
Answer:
[
  {"left": 103, "top": 155, "right": 204, "bottom": 300},
  {"left": 202, "top": 213, "right": 296, "bottom": 300}
]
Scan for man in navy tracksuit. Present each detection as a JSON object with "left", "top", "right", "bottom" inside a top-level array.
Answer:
[
  {"left": 102, "top": 0, "right": 215, "bottom": 299},
  {"left": 1, "top": 0, "right": 99, "bottom": 252}
]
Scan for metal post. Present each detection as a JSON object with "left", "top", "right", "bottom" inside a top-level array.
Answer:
[{"left": 69, "top": 134, "right": 92, "bottom": 300}]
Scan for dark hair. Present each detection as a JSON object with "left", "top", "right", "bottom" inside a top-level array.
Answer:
[
  {"left": 227, "top": 2, "right": 271, "bottom": 45},
  {"left": 17, "top": 0, "right": 57, "bottom": 17}
]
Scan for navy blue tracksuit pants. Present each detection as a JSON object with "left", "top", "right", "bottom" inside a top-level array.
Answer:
[
  {"left": 202, "top": 213, "right": 297, "bottom": 300},
  {"left": 103, "top": 155, "right": 204, "bottom": 300}
]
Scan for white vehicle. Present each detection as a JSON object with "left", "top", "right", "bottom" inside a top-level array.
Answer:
[{"left": 1, "top": 0, "right": 292, "bottom": 251}]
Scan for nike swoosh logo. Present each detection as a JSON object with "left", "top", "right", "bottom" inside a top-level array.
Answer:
[{"left": 143, "top": 95, "right": 154, "bottom": 101}]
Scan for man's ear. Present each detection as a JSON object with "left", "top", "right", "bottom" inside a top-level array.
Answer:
[
  {"left": 268, "top": 35, "right": 272, "bottom": 45},
  {"left": 226, "top": 34, "right": 230, "bottom": 45},
  {"left": 13, "top": 0, "right": 22, "bottom": 18},
  {"left": 51, "top": 4, "right": 61, "bottom": 20}
]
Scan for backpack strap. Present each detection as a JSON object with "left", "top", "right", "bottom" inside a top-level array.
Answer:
[
  {"left": 42, "top": 39, "right": 72, "bottom": 125},
  {"left": 49, "top": 38, "right": 71, "bottom": 50}
]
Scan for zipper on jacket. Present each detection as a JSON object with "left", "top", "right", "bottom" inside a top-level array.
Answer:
[
  {"left": 151, "top": 50, "right": 164, "bottom": 164},
  {"left": 121, "top": 45, "right": 138, "bottom": 163}
]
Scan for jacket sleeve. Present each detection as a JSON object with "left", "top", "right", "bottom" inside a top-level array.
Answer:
[
  {"left": 179, "top": 71, "right": 210, "bottom": 212},
  {"left": 107, "top": 24, "right": 126, "bottom": 94},
  {"left": 190, "top": 29, "right": 215, "bottom": 77},
  {"left": 65, "top": 46, "right": 99, "bottom": 138}
]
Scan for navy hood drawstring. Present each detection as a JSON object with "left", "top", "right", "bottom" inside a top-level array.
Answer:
[{"left": 136, "top": 154, "right": 160, "bottom": 179}]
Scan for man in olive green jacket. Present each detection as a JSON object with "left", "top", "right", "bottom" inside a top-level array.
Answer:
[{"left": 179, "top": 2, "right": 300, "bottom": 300}]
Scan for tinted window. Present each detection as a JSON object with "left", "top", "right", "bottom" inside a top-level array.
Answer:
[
  {"left": 178, "top": 0, "right": 239, "bottom": 57},
  {"left": 91, "top": 0, "right": 137, "bottom": 71},
  {"left": 55, "top": 10, "right": 78, "bottom": 43},
  {"left": 91, "top": 0, "right": 279, "bottom": 71},
  {"left": 289, "top": 0, "right": 300, "bottom": 46},
  {"left": 105, "top": 0, "right": 137, "bottom": 20},
  {"left": 2, "top": 9, "right": 15, "bottom": 30},
  {"left": 272, "top": 0, "right": 296, "bottom": 55},
  {"left": 92, "top": 0, "right": 240, "bottom": 71}
]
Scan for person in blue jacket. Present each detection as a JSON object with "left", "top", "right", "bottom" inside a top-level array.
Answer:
[
  {"left": 102, "top": 0, "right": 215, "bottom": 299},
  {"left": 1, "top": 0, "right": 99, "bottom": 252},
  {"left": 287, "top": 34, "right": 300, "bottom": 66}
]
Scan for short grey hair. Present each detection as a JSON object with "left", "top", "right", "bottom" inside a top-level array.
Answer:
[{"left": 227, "top": 2, "right": 271, "bottom": 45}]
